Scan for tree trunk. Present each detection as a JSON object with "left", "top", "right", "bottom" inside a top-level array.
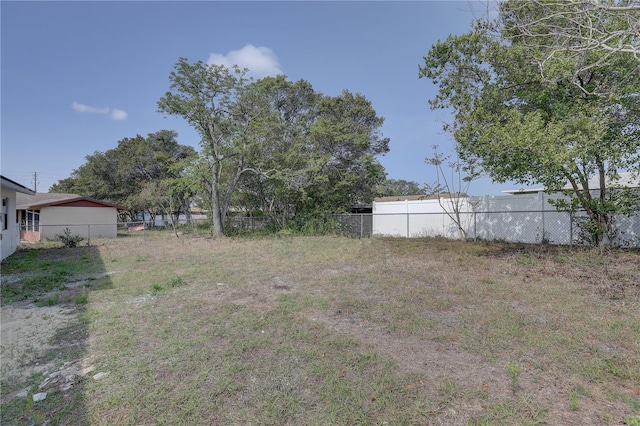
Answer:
[
  {"left": 211, "top": 187, "right": 225, "bottom": 238},
  {"left": 597, "top": 163, "right": 610, "bottom": 247},
  {"left": 182, "top": 198, "right": 192, "bottom": 224}
]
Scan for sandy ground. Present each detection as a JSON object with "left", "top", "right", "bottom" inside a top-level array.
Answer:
[{"left": 1, "top": 303, "right": 77, "bottom": 383}]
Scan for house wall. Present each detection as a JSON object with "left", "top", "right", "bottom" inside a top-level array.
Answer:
[
  {"left": 1, "top": 187, "right": 19, "bottom": 260},
  {"left": 39, "top": 206, "right": 118, "bottom": 241}
]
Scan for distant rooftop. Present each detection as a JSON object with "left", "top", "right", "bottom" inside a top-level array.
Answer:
[
  {"left": 16, "top": 192, "right": 80, "bottom": 210},
  {"left": 375, "top": 192, "right": 468, "bottom": 202},
  {"left": 502, "top": 172, "right": 639, "bottom": 194}
]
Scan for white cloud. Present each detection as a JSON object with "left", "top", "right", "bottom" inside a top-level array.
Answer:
[
  {"left": 72, "top": 102, "right": 108, "bottom": 114},
  {"left": 72, "top": 102, "right": 127, "bottom": 120},
  {"left": 207, "top": 44, "right": 282, "bottom": 79},
  {"left": 109, "top": 109, "right": 128, "bottom": 120}
]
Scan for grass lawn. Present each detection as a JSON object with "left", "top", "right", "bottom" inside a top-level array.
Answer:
[{"left": 1, "top": 233, "right": 639, "bottom": 425}]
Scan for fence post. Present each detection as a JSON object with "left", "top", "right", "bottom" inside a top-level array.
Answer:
[
  {"left": 406, "top": 199, "right": 410, "bottom": 238},
  {"left": 87, "top": 224, "right": 91, "bottom": 246},
  {"left": 540, "top": 192, "right": 545, "bottom": 244},
  {"left": 474, "top": 211, "right": 477, "bottom": 242},
  {"left": 360, "top": 214, "right": 364, "bottom": 238},
  {"left": 569, "top": 212, "right": 573, "bottom": 248}
]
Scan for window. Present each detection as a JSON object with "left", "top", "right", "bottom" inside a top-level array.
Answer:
[{"left": 1, "top": 197, "right": 7, "bottom": 231}]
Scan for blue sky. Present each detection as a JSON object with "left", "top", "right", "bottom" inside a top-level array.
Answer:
[{"left": 2, "top": 1, "right": 516, "bottom": 196}]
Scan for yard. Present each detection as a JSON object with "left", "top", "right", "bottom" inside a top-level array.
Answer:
[{"left": 1, "top": 234, "right": 639, "bottom": 425}]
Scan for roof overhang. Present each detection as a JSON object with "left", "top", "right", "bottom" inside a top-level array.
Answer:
[
  {"left": 503, "top": 172, "right": 639, "bottom": 195},
  {"left": 374, "top": 193, "right": 469, "bottom": 202},
  {"left": 29, "top": 197, "right": 127, "bottom": 210},
  {"left": 501, "top": 188, "right": 545, "bottom": 195},
  {"left": 1, "top": 175, "right": 36, "bottom": 195}
]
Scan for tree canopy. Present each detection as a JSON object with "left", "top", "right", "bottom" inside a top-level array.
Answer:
[
  {"left": 502, "top": 0, "right": 640, "bottom": 86},
  {"left": 53, "top": 61, "right": 388, "bottom": 236},
  {"left": 158, "top": 59, "right": 389, "bottom": 236},
  {"left": 50, "top": 130, "right": 196, "bottom": 222},
  {"left": 157, "top": 59, "right": 267, "bottom": 237},
  {"left": 420, "top": 0, "right": 640, "bottom": 245},
  {"left": 378, "top": 179, "right": 425, "bottom": 197}
]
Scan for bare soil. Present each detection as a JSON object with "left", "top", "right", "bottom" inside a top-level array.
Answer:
[
  {"left": 1, "top": 236, "right": 639, "bottom": 425},
  {"left": 1, "top": 302, "right": 76, "bottom": 383}
]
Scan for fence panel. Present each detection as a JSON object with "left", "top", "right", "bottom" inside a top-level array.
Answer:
[
  {"left": 24, "top": 224, "right": 101, "bottom": 245},
  {"left": 369, "top": 208, "right": 639, "bottom": 247},
  {"left": 612, "top": 213, "right": 640, "bottom": 247},
  {"left": 227, "top": 216, "right": 272, "bottom": 232},
  {"left": 473, "top": 210, "right": 573, "bottom": 244},
  {"left": 335, "top": 214, "right": 372, "bottom": 237}
]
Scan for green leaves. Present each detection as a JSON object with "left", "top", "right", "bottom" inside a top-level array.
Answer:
[
  {"left": 420, "top": 0, "right": 640, "bottom": 245},
  {"left": 157, "top": 58, "right": 389, "bottom": 235},
  {"left": 51, "top": 131, "right": 196, "bottom": 221}
]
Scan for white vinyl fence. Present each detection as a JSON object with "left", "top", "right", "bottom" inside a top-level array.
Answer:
[{"left": 372, "top": 193, "right": 640, "bottom": 247}]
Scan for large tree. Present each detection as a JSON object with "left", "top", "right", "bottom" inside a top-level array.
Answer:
[
  {"left": 50, "top": 131, "right": 196, "bottom": 222},
  {"left": 158, "top": 60, "right": 389, "bottom": 235},
  {"left": 305, "top": 90, "right": 389, "bottom": 213},
  {"left": 157, "top": 58, "right": 274, "bottom": 237},
  {"left": 420, "top": 0, "right": 640, "bottom": 245},
  {"left": 233, "top": 76, "right": 321, "bottom": 226},
  {"left": 237, "top": 81, "right": 390, "bottom": 227}
]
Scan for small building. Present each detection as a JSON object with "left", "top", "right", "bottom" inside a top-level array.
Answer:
[
  {"left": 1, "top": 175, "right": 36, "bottom": 260},
  {"left": 501, "top": 172, "right": 640, "bottom": 195},
  {"left": 16, "top": 193, "right": 126, "bottom": 242},
  {"left": 373, "top": 193, "right": 473, "bottom": 239}
]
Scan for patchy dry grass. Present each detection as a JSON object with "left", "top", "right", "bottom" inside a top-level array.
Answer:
[{"left": 1, "top": 234, "right": 639, "bottom": 425}]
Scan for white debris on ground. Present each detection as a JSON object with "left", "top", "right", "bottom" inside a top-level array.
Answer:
[{"left": 1, "top": 304, "right": 76, "bottom": 382}]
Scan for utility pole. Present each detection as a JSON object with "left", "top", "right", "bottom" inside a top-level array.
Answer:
[{"left": 32, "top": 172, "right": 39, "bottom": 193}]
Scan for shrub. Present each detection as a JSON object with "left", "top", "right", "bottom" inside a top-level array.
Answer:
[{"left": 57, "top": 228, "right": 84, "bottom": 248}]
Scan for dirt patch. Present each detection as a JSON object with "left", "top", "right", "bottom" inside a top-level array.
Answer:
[
  {"left": 312, "top": 310, "right": 509, "bottom": 384},
  {"left": 1, "top": 303, "right": 77, "bottom": 383}
]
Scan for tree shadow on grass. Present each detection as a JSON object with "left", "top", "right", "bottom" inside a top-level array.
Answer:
[{"left": 0, "top": 245, "right": 112, "bottom": 425}]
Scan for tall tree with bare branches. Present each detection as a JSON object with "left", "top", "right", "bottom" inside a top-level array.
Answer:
[{"left": 502, "top": 0, "right": 639, "bottom": 90}]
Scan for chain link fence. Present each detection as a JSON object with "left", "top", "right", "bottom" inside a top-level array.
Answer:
[
  {"left": 334, "top": 214, "right": 373, "bottom": 238},
  {"left": 370, "top": 193, "right": 640, "bottom": 247},
  {"left": 370, "top": 210, "right": 640, "bottom": 247},
  {"left": 21, "top": 223, "right": 119, "bottom": 245},
  {"left": 19, "top": 209, "right": 639, "bottom": 247}
]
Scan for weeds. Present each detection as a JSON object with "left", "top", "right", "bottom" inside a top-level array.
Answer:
[
  {"left": 2, "top": 234, "right": 638, "bottom": 425},
  {"left": 626, "top": 416, "right": 640, "bottom": 426},
  {"left": 567, "top": 385, "right": 589, "bottom": 411},
  {"left": 75, "top": 288, "right": 89, "bottom": 304},
  {"left": 35, "top": 293, "right": 60, "bottom": 307},
  {"left": 473, "top": 395, "right": 548, "bottom": 425},
  {"left": 167, "top": 276, "right": 186, "bottom": 288},
  {"left": 506, "top": 362, "right": 524, "bottom": 391}
]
